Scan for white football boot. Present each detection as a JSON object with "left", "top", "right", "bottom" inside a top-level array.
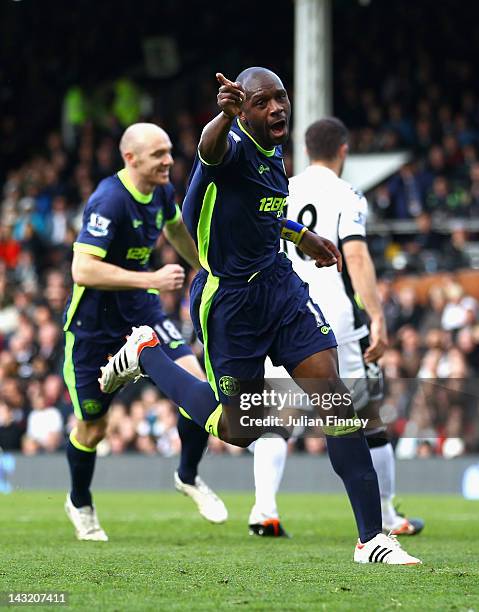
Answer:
[
  {"left": 99, "top": 325, "right": 159, "bottom": 393},
  {"left": 65, "top": 495, "right": 108, "bottom": 542},
  {"left": 174, "top": 471, "right": 228, "bottom": 524},
  {"left": 354, "top": 532, "right": 421, "bottom": 565},
  {"left": 384, "top": 515, "right": 425, "bottom": 536}
]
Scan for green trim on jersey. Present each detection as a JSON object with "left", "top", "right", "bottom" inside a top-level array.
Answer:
[
  {"left": 63, "top": 284, "right": 86, "bottom": 331},
  {"left": 197, "top": 182, "right": 217, "bottom": 272},
  {"left": 178, "top": 406, "right": 192, "bottom": 421},
  {"left": 117, "top": 168, "right": 154, "bottom": 204},
  {"left": 204, "top": 404, "right": 223, "bottom": 437},
  {"left": 164, "top": 203, "right": 182, "bottom": 225},
  {"left": 63, "top": 331, "right": 82, "bottom": 420},
  {"left": 147, "top": 288, "right": 160, "bottom": 295},
  {"left": 199, "top": 273, "right": 220, "bottom": 400},
  {"left": 73, "top": 242, "right": 107, "bottom": 258},
  {"left": 197, "top": 149, "right": 222, "bottom": 167},
  {"left": 236, "top": 118, "right": 276, "bottom": 157}
]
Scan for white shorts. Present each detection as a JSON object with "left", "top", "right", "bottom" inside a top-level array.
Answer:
[{"left": 264, "top": 336, "right": 383, "bottom": 411}]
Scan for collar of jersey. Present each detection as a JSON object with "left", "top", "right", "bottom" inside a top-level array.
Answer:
[
  {"left": 236, "top": 118, "right": 276, "bottom": 158},
  {"left": 117, "top": 168, "right": 153, "bottom": 204},
  {"left": 307, "top": 164, "right": 337, "bottom": 178}
]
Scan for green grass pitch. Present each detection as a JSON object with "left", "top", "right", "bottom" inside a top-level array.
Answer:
[{"left": 1, "top": 492, "right": 478, "bottom": 611}]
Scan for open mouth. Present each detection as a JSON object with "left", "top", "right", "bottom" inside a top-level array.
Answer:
[{"left": 269, "top": 119, "right": 287, "bottom": 138}]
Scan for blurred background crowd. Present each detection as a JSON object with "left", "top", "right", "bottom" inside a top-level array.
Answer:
[{"left": 1, "top": 0, "right": 478, "bottom": 457}]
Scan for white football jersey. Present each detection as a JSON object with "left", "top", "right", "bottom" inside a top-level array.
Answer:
[{"left": 284, "top": 165, "right": 369, "bottom": 345}]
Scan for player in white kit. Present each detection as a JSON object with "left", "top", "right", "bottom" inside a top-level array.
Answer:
[{"left": 249, "top": 117, "right": 424, "bottom": 537}]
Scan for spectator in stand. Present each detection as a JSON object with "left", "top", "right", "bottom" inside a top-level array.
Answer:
[
  {"left": 417, "top": 348, "right": 442, "bottom": 379},
  {"left": 426, "top": 176, "right": 468, "bottom": 219},
  {"left": 43, "top": 270, "right": 69, "bottom": 324},
  {"left": 420, "top": 287, "right": 446, "bottom": 333},
  {"left": 440, "top": 406, "right": 466, "bottom": 459},
  {"left": 377, "top": 279, "right": 401, "bottom": 335},
  {"left": 155, "top": 400, "right": 181, "bottom": 458},
  {"left": 395, "top": 394, "right": 438, "bottom": 459},
  {"left": 43, "top": 373, "right": 70, "bottom": 420},
  {"left": 103, "top": 402, "right": 135, "bottom": 455},
  {"left": 8, "top": 317, "right": 37, "bottom": 380},
  {"left": 397, "top": 326, "right": 423, "bottom": 378},
  {"left": 441, "top": 282, "right": 477, "bottom": 333},
  {"left": 0, "top": 224, "right": 21, "bottom": 270},
  {"left": 0, "top": 400, "right": 24, "bottom": 450},
  {"left": 442, "top": 223, "right": 472, "bottom": 270},
  {"left": 456, "top": 327, "right": 479, "bottom": 374},
  {"left": 416, "top": 146, "right": 448, "bottom": 197},
  {"left": 386, "top": 164, "right": 423, "bottom": 219},
  {"left": 36, "top": 320, "right": 63, "bottom": 374},
  {"left": 130, "top": 399, "right": 157, "bottom": 455},
  {"left": 408, "top": 212, "right": 444, "bottom": 253},
  {"left": 22, "top": 391, "right": 63, "bottom": 455},
  {"left": 394, "top": 287, "right": 424, "bottom": 332}
]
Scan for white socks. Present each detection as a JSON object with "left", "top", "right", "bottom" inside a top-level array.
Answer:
[
  {"left": 369, "top": 441, "right": 399, "bottom": 528},
  {"left": 249, "top": 436, "right": 288, "bottom": 524},
  {"left": 249, "top": 436, "right": 400, "bottom": 528}
]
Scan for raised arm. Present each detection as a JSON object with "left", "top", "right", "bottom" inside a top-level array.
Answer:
[{"left": 198, "top": 73, "right": 245, "bottom": 165}]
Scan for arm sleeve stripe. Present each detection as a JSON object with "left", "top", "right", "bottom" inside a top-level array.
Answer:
[
  {"left": 198, "top": 148, "right": 223, "bottom": 167},
  {"left": 73, "top": 242, "right": 107, "bottom": 258},
  {"left": 164, "top": 204, "right": 182, "bottom": 226},
  {"left": 340, "top": 235, "right": 367, "bottom": 245}
]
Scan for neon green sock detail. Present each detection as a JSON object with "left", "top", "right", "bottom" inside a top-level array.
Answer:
[
  {"left": 322, "top": 414, "right": 362, "bottom": 437},
  {"left": 204, "top": 405, "right": 223, "bottom": 438},
  {"left": 69, "top": 430, "right": 97, "bottom": 453}
]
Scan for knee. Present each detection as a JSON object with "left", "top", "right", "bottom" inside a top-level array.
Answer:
[
  {"left": 225, "top": 435, "right": 257, "bottom": 449},
  {"left": 217, "top": 420, "right": 256, "bottom": 448},
  {"left": 76, "top": 419, "right": 107, "bottom": 448}
]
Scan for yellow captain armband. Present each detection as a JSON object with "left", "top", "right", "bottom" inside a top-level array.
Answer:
[{"left": 281, "top": 219, "right": 308, "bottom": 245}]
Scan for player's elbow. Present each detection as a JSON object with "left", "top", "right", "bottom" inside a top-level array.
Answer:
[
  {"left": 71, "top": 258, "right": 91, "bottom": 286},
  {"left": 198, "top": 136, "right": 225, "bottom": 166}
]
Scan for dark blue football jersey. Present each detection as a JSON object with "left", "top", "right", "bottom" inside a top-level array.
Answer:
[
  {"left": 182, "top": 118, "right": 288, "bottom": 278},
  {"left": 63, "top": 169, "right": 180, "bottom": 340}
]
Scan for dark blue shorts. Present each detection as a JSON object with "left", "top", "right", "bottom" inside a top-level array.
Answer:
[
  {"left": 190, "top": 253, "right": 337, "bottom": 405},
  {"left": 63, "top": 313, "right": 192, "bottom": 421}
]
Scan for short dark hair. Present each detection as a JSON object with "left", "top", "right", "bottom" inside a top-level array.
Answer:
[{"left": 305, "top": 117, "right": 349, "bottom": 161}]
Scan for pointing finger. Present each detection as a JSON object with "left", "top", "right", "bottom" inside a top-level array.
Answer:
[{"left": 216, "top": 72, "right": 235, "bottom": 87}]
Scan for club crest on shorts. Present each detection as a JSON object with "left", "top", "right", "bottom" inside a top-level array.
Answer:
[
  {"left": 219, "top": 376, "right": 240, "bottom": 397},
  {"left": 82, "top": 399, "right": 102, "bottom": 415}
]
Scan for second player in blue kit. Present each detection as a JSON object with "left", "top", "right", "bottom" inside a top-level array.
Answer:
[{"left": 63, "top": 123, "right": 227, "bottom": 541}]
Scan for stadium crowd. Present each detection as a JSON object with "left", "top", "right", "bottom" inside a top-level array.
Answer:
[
  {"left": 1, "top": 111, "right": 479, "bottom": 457},
  {"left": 1, "top": 0, "right": 479, "bottom": 457}
]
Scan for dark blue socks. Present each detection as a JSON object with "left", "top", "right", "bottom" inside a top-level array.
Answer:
[
  {"left": 140, "top": 345, "right": 220, "bottom": 431},
  {"left": 326, "top": 430, "right": 382, "bottom": 543},
  {"left": 177, "top": 413, "right": 209, "bottom": 485},
  {"left": 67, "top": 435, "right": 96, "bottom": 508}
]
